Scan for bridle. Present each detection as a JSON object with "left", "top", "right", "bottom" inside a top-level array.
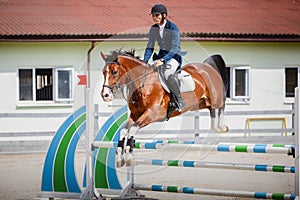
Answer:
[
  {"left": 103, "top": 61, "right": 158, "bottom": 95},
  {"left": 102, "top": 61, "right": 124, "bottom": 94}
]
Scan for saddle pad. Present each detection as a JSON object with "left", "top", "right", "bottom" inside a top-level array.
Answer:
[{"left": 159, "top": 70, "right": 195, "bottom": 93}]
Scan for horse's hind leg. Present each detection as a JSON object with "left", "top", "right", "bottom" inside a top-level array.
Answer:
[
  {"left": 210, "top": 108, "right": 219, "bottom": 132},
  {"left": 210, "top": 107, "right": 229, "bottom": 133},
  {"left": 217, "top": 107, "right": 229, "bottom": 133}
]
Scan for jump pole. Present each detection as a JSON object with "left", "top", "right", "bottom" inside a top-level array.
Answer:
[
  {"left": 135, "top": 158, "right": 295, "bottom": 173},
  {"left": 133, "top": 184, "right": 296, "bottom": 200},
  {"left": 92, "top": 141, "right": 294, "bottom": 155}
]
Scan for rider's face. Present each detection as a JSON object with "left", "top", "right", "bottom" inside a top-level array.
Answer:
[{"left": 152, "top": 14, "right": 165, "bottom": 25}]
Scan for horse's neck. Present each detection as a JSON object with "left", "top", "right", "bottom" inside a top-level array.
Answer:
[
  {"left": 119, "top": 55, "right": 152, "bottom": 81},
  {"left": 119, "top": 56, "right": 153, "bottom": 95},
  {"left": 119, "top": 66, "right": 127, "bottom": 85}
]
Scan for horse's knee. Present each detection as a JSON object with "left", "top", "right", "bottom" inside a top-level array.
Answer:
[
  {"left": 128, "top": 125, "right": 139, "bottom": 135},
  {"left": 120, "top": 128, "right": 128, "bottom": 139}
]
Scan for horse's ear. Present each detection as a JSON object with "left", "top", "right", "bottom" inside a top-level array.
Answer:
[{"left": 100, "top": 52, "right": 108, "bottom": 61}]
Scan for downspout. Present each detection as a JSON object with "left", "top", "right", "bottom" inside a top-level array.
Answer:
[
  {"left": 82, "top": 40, "right": 97, "bottom": 199},
  {"left": 87, "top": 41, "right": 96, "bottom": 88}
]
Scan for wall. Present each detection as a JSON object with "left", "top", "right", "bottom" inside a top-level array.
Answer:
[
  {"left": 0, "top": 41, "right": 299, "bottom": 135},
  {"left": 0, "top": 42, "right": 90, "bottom": 134}
]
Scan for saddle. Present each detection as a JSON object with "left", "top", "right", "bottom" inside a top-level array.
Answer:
[
  {"left": 158, "top": 70, "right": 195, "bottom": 93},
  {"left": 158, "top": 68, "right": 195, "bottom": 120}
]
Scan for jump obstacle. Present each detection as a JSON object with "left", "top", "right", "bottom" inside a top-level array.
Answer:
[{"left": 39, "top": 88, "right": 300, "bottom": 200}]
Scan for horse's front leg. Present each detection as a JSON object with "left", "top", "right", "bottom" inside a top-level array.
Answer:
[
  {"left": 121, "top": 107, "right": 165, "bottom": 167},
  {"left": 116, "top": 117, "right": 135, "bottom": 168},
  {"left": 134, "top": 107, "right": 166, "bottom": 128},
  {"left": 123, "top": 124, "right": 139, "bottom": 167}
]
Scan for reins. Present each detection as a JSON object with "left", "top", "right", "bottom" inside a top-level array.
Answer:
[{"left": 103, "top": 62, "right": 159, "bottom": 95}]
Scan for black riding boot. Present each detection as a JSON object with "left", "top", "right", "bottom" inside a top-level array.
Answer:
[{"left": 167, "top": 74, "right": 185, "bottom": 112}]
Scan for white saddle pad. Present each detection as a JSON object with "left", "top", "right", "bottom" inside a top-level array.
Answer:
[{"left": 159, "top": 70, "right": 195, "bottom": 93}]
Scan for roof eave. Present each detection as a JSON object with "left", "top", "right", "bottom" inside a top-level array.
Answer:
[
  {"left": 183, "top": 32, "right": 300, "bottom": 42},
  {"left": 1, "top": 33, "right": 300, "bottom": 42}
]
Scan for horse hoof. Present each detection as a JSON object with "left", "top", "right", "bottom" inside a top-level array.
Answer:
[
  {"left": 221, "top": 125, "right": 229, "bottom": 133},
  {"left": 125, "top": 156, "right": 135, "bottom": 167},
  {"left": 217, "top": 126, "right": 229, "bottom": 133},
  {"left": 117, "top": 159, "right": 125, "bottom": 168},
  {"left": 214, "top": 125, "right": 229, "bottom": 133}
]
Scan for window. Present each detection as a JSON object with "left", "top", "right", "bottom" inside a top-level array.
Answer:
[
  {"left": 36, "top": 68, "right": 53, "bottom": 101},
  {"left": 285, "top": 66, "right": 300, "bottom": 98},
  {"left": 227, "top": 65, "right": 251, "bottom": 101},
  {"left": 19, "top": 69, "right": 33, "bottom": 101},
  {"left": 54, "top": 68, "right": 74, "bottom": 101},
  {"left": 18, "top": 67, "right": 74, "bottom": 103}
]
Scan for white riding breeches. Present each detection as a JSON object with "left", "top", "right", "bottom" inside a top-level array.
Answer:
[{"left": 156, "top": 58, "right": 180, "bottom": 79}]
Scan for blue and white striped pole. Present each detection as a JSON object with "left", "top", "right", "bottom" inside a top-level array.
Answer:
[
  {"left": 92, "top": 140, "right": 294, "bottom": 155},
  {"left": 133, "top": 184, "right": 296, "bottom": 200},
  {"left": 135, "top": 158, "right": 295, "bottom": 173},
  {"left": 134, "top": 141, "right": 293, "bottom": 155}
]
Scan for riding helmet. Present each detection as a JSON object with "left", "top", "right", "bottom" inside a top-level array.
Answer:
[{"left": 150, "top": 4, "right": 167, "bottom": 15}]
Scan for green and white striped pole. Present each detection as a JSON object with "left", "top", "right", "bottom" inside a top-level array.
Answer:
[{"left": 134, "top": 184, "right": 295, "bottom": 200}]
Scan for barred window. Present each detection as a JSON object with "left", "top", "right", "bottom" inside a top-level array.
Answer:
[{"left": 18, "top": 67, "right": 74, "bottom": 103}]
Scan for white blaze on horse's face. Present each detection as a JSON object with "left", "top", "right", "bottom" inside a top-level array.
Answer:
[{"left": 101, "top": 66, "right": 114, "bottom": 102}]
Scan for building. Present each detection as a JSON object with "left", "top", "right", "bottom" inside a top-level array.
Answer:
[{"left": 0, "top": 0, "right": 300, "bottom": 138}]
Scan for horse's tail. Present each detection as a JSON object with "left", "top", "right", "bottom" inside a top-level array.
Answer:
[{"left": 203, "top": 54, "right": 228, "bottom": 102}]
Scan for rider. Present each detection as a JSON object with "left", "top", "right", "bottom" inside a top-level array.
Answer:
[{"left": 143, "top": 4, "right": 185, "bottom": 112}]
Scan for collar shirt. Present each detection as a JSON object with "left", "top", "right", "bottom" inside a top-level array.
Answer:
[{"left": 159, "top": 20, "right": 167, "bottom": 38}]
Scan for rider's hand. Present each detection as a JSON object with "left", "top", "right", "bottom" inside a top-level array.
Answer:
[{"left": 154, "top": 60, "right": 164, "bottom": 67}]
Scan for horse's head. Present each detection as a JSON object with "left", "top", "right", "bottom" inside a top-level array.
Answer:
[
  {"left": 100, "top": 52, "right": 125, "bottom": 102},
  {"left": 101, "top": 49, "right": 151, "bottom": 102}
]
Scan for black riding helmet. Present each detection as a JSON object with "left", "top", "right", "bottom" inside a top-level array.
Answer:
[{"left": 150, "top": 4, "right": 167, "bottom": 15}]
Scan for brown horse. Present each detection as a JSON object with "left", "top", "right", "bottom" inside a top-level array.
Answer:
[{"left": 101, "top": 50, "right": 228, "bottom": 167}]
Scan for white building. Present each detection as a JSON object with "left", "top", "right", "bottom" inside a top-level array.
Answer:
[{"left": 0, "top": 1, "right": 299, "bottom": 142}]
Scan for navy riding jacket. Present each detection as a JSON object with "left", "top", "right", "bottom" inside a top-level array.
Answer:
[{"left": 143, "top": 20, "right": 183, "bottom": 66}]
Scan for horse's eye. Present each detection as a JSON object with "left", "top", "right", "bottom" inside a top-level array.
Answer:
[{"left": 112, "top": 70, "right": 118, "bottom": 76}]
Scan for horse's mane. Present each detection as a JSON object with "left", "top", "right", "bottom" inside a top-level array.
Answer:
[{"left": 107, "top": 49, "right": 145, "bottom": 64}]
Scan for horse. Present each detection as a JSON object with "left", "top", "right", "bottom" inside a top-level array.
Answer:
[{"left": 100, "top": 50, "right": 229, "bottom": 167}]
